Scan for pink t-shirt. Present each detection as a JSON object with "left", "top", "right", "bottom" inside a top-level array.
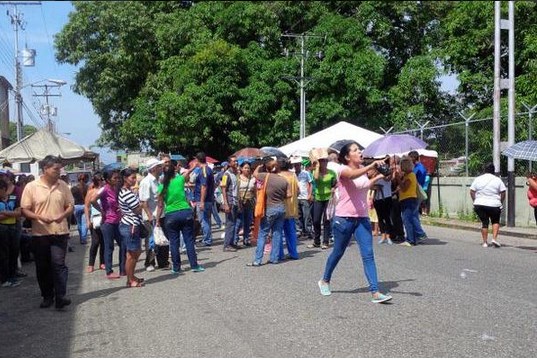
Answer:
[{"left": 335, "top": 165, "right": 371, "bottom": 218}]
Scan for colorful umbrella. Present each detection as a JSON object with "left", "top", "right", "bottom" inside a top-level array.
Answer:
[{"left": 232, "top": 147, "right": 263, "bottom": 158}]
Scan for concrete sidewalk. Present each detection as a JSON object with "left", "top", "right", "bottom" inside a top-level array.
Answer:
[{"left": 420, "top": 216, "right": 537, "bottom": 240}]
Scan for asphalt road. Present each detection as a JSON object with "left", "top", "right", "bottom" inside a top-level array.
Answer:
[{"left": 1, "top": 224, "right": 536, "bottom": 357}]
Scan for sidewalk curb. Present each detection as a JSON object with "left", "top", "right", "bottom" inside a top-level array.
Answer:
[{"left": 421, "top": 218, "right": 537, "bottom": 240}]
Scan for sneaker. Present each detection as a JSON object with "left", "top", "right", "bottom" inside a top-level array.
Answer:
[
  {"left": 378, "top": 238, "right": 386, "bottom": 244},
  {"left": 482, "top": 242, "right": 488, "bottom": 248},
  {"left": 15, "top": 270, "right": 27, "bottom": 278},
  {"left": 7, "top": 279, "right": 21, "bottom": 287},
  {"left": 171, "top": 267, "right": 181, "bottom": 274},
  {"left": 318, "top": 280, "right": 331, "bottom": 296},
  {"left": 192, "top": 265, "right": 205, "bottom": 273},
  {"left": 491, "top": 240, "right": 501, "bottom": 248},
  {"left": 146, "top": 265, "right": 155, "bottom": 272},
  {"left": 418, "top": 235, "right": 428, "bottom": 243},
  {"left": 399, "top": 241, "right": 413, "bottom": 247},
  {"left": 321, "top": 244, "right": 329, "bottom": 250},
  {"left": 386, "top": 238, "right": 393, "bottom": 245},
  {"left": 1, "top": 281, "right": 12, "bottom": 288},
  {"left": 39, "top": 297, "right": 54, "bottom": 308},
  {"left": 55, "top": 297, "right": 72, "bottom": 310},
  {"left": 371, "top": 293, "right": 393, "bottom": 303},
  {"left": 307, "top": 244, "right": 320, "bottom": 249}
]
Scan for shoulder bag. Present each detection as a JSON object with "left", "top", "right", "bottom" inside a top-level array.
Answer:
[{"left": 254, "top": 174, "right": 269, "bottom": 218}]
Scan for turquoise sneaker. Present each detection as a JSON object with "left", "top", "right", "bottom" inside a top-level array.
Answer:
[
  {"left": 318, "top": 280, "right": 331, "bottom": 296},
  {"left": 371, "top": 293, "right": 393, "bottom": 303},
  {"left": 192, "top": 265, "right": 205, "bottom": 273}
]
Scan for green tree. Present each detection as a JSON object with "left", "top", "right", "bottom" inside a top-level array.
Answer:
[
  {"left": 55, "top": 1, "right": 461, "bottom": 157},
  {"left": 8, "top": 123, "right": 38, "bottom": 144}
]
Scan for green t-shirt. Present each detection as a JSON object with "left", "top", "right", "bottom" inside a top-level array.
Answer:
[
  {"left": 314, "top": 169, "right": 337, "bottom": 201},
  {"left": 157, "top": 175, "right": 191, "bottom": 214}
]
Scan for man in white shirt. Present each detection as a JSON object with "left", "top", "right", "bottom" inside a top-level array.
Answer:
[{"left": 139, "top": 158, "right": 164, "bottom": 271}]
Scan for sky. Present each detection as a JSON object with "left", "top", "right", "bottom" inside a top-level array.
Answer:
[{"left": 0, "top": 0, "right": 115, "bottom": 163}]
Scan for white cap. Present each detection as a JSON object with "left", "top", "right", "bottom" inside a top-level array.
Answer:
[{"left": 146, "top": 158, "right": 164, "bottom": 170}]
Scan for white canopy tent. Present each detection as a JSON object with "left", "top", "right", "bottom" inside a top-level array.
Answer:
[
  {"left": 279, "top": 121, "right": 383, "bottom": 157},
  {"left": 0, "top": 129, "right": 98, "bottom": 164}
]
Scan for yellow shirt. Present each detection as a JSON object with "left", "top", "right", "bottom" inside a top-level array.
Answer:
[
  {"left": 281, "top": 172, "right": 299, "bottom": 218},
  {"left": 399, "top": 172, "right": 418, "bottom": 201},
  {"left": 21, "top": 178, "right": 75, "bottom": 236}
]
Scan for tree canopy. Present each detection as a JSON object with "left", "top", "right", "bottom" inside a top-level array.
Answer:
[{"left": 54, "top": 1, "right": 537, "bottom": 165}]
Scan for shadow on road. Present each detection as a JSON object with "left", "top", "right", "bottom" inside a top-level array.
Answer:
[{"left": 332, "top": 278, "right": 422, "bottom": 297}]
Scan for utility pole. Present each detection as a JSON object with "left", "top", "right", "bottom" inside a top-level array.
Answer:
[
  {"left": 282, "top": 33, "right": 324, "bottom": 139},
  {"left": 3, "top": 2, "right": 40, "bottom": 141},
  {"left": 31, "top": 80, "right": 66, "bottom": 133},
  {"left": 494, "top": 1, "right": 516, "bottom": 227}
]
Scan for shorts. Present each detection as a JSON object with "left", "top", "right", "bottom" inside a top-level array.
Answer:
[
  {"left": 473, "top": 205, "right": 501, "bottom": 228},
  {"left": 119, "top": 223, "right": 142, "bottom": 251}
]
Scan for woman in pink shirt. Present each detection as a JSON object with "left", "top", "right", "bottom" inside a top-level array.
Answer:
[
  {"left": 317, "top": 141, "right": 392, "bottom": 303},
  {"left": 90, "top": 169, "right": 125, "bottom": 279}
]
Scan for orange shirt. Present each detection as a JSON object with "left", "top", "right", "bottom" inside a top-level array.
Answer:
[{"left": 21, "top": 178, "right": 75, "bottom": 236}]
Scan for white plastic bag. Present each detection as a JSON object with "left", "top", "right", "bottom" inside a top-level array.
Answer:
[{"left": 153, "top": 226, "right": 169, "bottom": 246}]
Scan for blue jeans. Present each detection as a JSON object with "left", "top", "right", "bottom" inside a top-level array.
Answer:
[
  {"left": 400, "top": 198, "right": 426, "bottom": 244},
  {"left": 279, "top": 218, "right": 299, "bottom": 260},
  {"left": 74, "top": 204, "right": 88, "bottom": 243},
  {"left": 165, "top": 209, "right": 198, "bottom": 271},
  {"left": 254, "top": 204, "right": 285, "bottom": 264},
  {"left": 298, "top": 199, "right": 312, "bottom": 235},
  {"left": 196, "top": 202, "right": 213, "bottom": 245},
  {"left": 224, "top": 204, "right": 239, "bottom": 247},
  {"left": 237, "top": 201, "right": 254, "bottom": 244},
  {"left": 212, "top": 202, "right": 222, "bottom": 227},
  {"left": 100, "top": 222, "right": 126, "bottom": 275},
  {"left": 322, "top": 216, "right": 379, "bottom": 293}
]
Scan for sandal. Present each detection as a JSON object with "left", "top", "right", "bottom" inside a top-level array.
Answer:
[
  {"left": 134, "top": 277, "right": 145, "bottom": 283},
  {"left": 126, "top": 280, "right": 144, "bottom": 288},
  {"left": 86, "top": 266, "right": 94, "bottom": 273}
]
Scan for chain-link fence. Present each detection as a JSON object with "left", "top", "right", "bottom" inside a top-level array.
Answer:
[{"left": 395, "top": 103, "right": 537, "bottom": 177}]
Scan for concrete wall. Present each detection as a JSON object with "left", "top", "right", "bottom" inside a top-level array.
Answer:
[{"left": 428, "top": 176, "right": 535, "bottom": 228}]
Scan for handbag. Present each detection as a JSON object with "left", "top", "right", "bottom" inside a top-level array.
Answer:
[
  {"left": 153, "top": 225, "right": 169, "bottom": 246},
  {"left": 139, "top": 222, "right": 150, "bottom": 239},
  {"left": 416, "top": 183, "right": 428, "bottom": 202},
  {"left": 254, "top": 174, "right": 269, "bottom": 218},
  {"left": 326, "top": 191, "right": 337, "bottom": 221}
]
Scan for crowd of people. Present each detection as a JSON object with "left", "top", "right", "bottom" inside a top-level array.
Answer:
[{"left": 4, "top": 143, "right": 520, "bottom": 310}]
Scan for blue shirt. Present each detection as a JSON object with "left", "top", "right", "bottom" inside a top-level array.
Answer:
[
  {"left": 413, "top": 162, "right": 427, "bottom": 188},
  {"left": 192, "top": 165, "right": 215, "bottom": 203}
]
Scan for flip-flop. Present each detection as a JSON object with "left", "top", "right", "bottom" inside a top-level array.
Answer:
[{"left": 126, "top": 280, "right": 144, "bottom": 288}]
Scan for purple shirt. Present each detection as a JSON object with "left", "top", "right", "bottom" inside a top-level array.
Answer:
[{"left": 100, "top": 184, "right": 121, "bottom": 224}]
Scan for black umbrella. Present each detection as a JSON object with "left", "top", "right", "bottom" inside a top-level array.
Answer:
[
  {"left": 328, "top": 139, "right": 361, "bottom": 154},
  {"left": 260, "top": 146, "right": 288, "bottom": 159}
]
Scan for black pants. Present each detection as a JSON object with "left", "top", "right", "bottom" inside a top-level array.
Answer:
[
  {"left": 88, "top": 227, "right": 105, "bottom": 267},
  {"left": 156, "top": 217, "right": 170, "bottom": 268},
  {"left": 312, "top": 200, "right": 331, "bottom": 245},
  {"left": 0, "top": 224, "right": 19, "bottom": 283},
  {"left": 390, "top": 196, "right": 405, "bottom": 240},
  {"left": 373, "top": 197, "right": 393, "bottom": 236},
  {"left": 32, "top": 235, "right": 69, "bottom": 300}
]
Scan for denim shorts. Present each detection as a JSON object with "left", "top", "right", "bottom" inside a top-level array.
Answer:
[{"left": 119, "top": 223, "right": 142, "bottom": 251}]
